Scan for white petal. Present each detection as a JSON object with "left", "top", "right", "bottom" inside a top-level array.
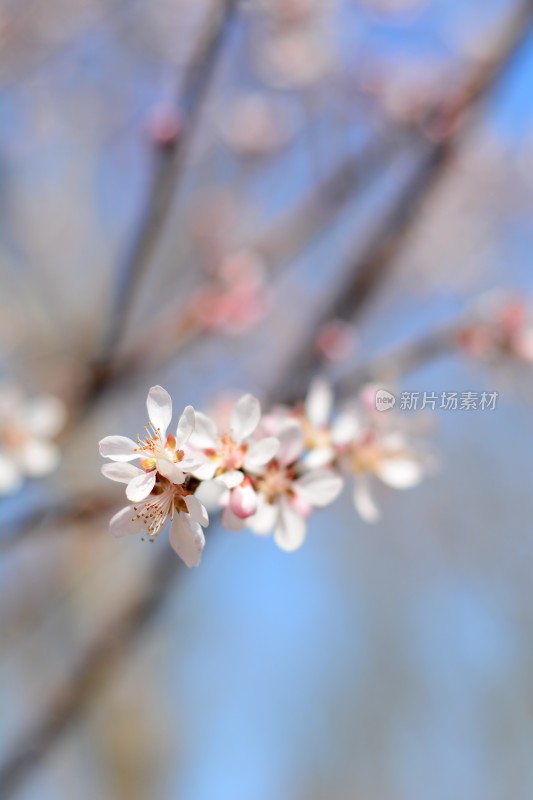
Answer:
[
  {"left": 221, "top": 506, "right": 246, "bottom": 531},
  {"left": 175, "top": 405, "right": 195, "bottom": 447},
  {"left": 244, "top": 437, "right": 279, "bottom": 468},
  {"left": 25, "top": 395, "right": 66, "bottom": 438},
  {"left": 179, "top": 454, "right": 207, "bottom": 472},
  {"left": 20, "top": 440, "right": 60, "bottom": 477},
  {"left": 146, "top": 385, "right": 172, "bottom": 439},
  {"left": 190, "top": 411, "right": 217, "bottom": 449},
  {"left": 156, "top": 458, "right": 186, "bottom": 485},
  {"left": 231, "top": 394, "right": 261, "bottom": 443},
  {"left": 305, "top": 377, "right": 333, "bottom": 428},
  {"left": 276, "top": 420, "right": 305, "bottom": 466},
  {"left": 302, "top": 446, "right": 335, "bottom": 470},
  {"left": 248, "top": 496, "right": 278, "bottom": 535},
  {"left": 126, "top": 470, "right": 156, "bottom": 502},
  {"left": 99, "top": 435, "right": 138, "bottom": 462},
  {"left": 274, "top": 497, "right": 307, "bottom": 552},
  {"left": 332, "top": 411, "right": 361, "bottom": 445},
  {"left": 0, "top": 453, "right": 23, "bottom": 495},
  {"left": 381, "top": 432, "right": 408, "bottom": 450},
  {"left": 169, "top": 514, "right": 205, "bottom": 567},
  {"left": 294, "top": 469, "right": 344, "bottom": 507},
  {"left": 194, "top": 479, "right": 226, "bottom": 511},
  {"left": 376, "top": 457, "right": 423, "bottom": 489},
  {"left": 192, "top": 461, "right": 218, "bottom": 481},
  {"left": 101, "top": 462, "right": 144, "bottom": 484},
  {"left": 184, "top": 494, "right": 209, "bottom": 527},
  {"left": 215, "top": 469, "right": 245, "bottom": 489},
  {"left": 110, "top": 505, "right": 145, "bottom": 538},
  {"left": 353, "top": 477, "right": 380, "bottom": 523}
]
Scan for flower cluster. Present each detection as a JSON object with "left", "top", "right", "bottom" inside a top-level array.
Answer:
[{"left": 99, "top": 382, "right": 428, "bottom": 567}]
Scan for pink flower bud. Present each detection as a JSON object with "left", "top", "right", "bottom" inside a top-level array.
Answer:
[
  {"left": 229, "top": 481, "right": 258, "bottom": 519},
  {"left": 145, "top": 105, "right": 182, "bottom": 148},
  {"left": 315, "top": 319, "right": 357, "bottom": 362}
]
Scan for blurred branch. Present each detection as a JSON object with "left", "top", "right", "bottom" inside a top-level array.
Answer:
[
  {"left": 0, "top": 547, "right": 182, "bottom": 800},
  {"left": 0, "top": 493, "right": 118, "bottom": 554},
  {"left": 90, "top": 0, "right": 240, "bottom": 396},
  {"left": 83, "top": 0, "right": 533, "bottom": 390},
  {"left": 281, "top": 3, "right": 533, "bottom": 401},
  {"left": 337, "top": 324, "right": 460, "bottom": 400},
  {"left": 102, "top": 133, "right": 414, "bottom": 379}
]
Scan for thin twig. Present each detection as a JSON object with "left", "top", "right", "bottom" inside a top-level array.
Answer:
[
  {"left": 99, "top": 134, "right": 414, "bottom": 381},
  {"left": 0, "top": 494, "right": 118, "bottom": 554},
  {"left": 281, "top": 5, "right": 533, "bottom": 402},
  {"left": 337, "top": 324, "right": 461, "bottom": 400},
  {"left": 90, "top": 0, "right": 240, "bottom": 396},
  {"left": 83, "top": 0, "right": 533, "bottom": 391}
]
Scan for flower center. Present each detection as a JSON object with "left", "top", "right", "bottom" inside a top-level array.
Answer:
[
  {"left": 256, "top": 463, "right": 293, "bottom": 503},
  {"left": 300, "top": 415, "right": 331, "bottom": 450},
  {"left": 2, "top": 423, "right": 27, "bottom": 450},
  {"left": 132, "top": 478, "right": 189, "bottom": 540},
  {"left": 347, "top": 430, "right": 384, "bottom": 474},
  {"left": 135, "top": 423, "right": 184, "bottom": 470},
  {"left": 214, "top": 432, "right": 247, "bottom": 470}
]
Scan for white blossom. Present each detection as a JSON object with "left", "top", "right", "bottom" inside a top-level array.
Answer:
[
  {"left": 335, "top": 388, "right": 426, "bottom": 523},
  {"left": 229, "top": 418, "right": 344, "bottom": 551},
  {"left": 190, "top": 393, "right": 279, "bottom": 513},
  {"left": 108, "top": 477, "right": 208, "bottom": 568},
  {"left": 299, "top": 376, "right": 360, "bottom": 469},
  {"left": 100, "top": 385, "right": 209, "bottom": 566},
  {"left": 98, "top": 378, "right": 428, "bottom": 564},
  {"left": 99, "top": 385, "right": 202, "bottom": 504},
  {"left": 0, "top": 386, "right": 65, "bottom": 495}
]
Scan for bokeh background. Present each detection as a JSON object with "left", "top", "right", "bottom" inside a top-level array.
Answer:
[{"left": 2, "top": 0, "right": 533, "bottom": 798}]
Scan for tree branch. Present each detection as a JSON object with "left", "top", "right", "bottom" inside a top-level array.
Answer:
[{"left": 90, "top": 0, "right": 240, "bottom": 396}]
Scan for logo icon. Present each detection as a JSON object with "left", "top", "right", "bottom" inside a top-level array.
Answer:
[{"left": 375, "top": 388, "right": 396, "bottom": 412}]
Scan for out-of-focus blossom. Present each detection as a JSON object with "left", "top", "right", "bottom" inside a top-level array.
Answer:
[
  {"left": 355, "top": 53, "right": 463, "bottom": 132},
  {"left": 253, "top": 0, "right": 326, "bottom": 24},
  {"left": 339, "top": 425, "right": 425, "bottom": 523},
  {"left": 458, "top": 296, "right": 533, "bottom": 365},
  {"left": 271, "top": 378, "right": 427, "bottom": 524},
  {"left": 315, "top": 319, "right": 358, "bottom": 362},
  {"left": 335, "top": 384, "right": 427, "bottom": 523},
  {"left": 296, "top": 377, "right": 359, "bottom": 469},
  {"left": 255, "top": 28, "right": 335, "bottom": 89},
  {"left": 100, "top": 386, "right": 201, "bottom": 504},
  {"left": 191, "top": 249, "right": 270, "bottom": 335},
  {"left": 0, "top": 386, "right": 65, "bottom": 495},
  {"left": 218, "top": 93, "right": 300, "bottom": 158}
]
